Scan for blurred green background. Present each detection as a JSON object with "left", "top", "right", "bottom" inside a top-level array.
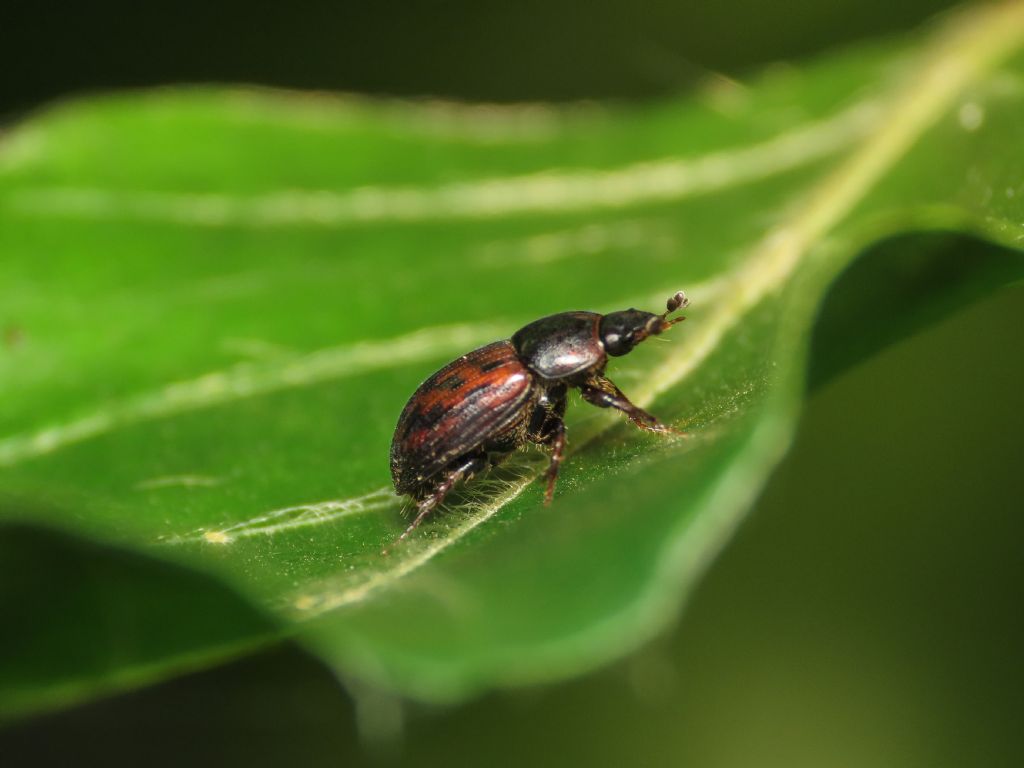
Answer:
[
  {"left": 2, "top": 0, "right": 1021, "bottom": 765},
  {"left": 2, "top": 0, "right": 960, "bottom": 113}
]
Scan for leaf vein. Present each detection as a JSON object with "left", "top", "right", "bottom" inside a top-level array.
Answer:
[{"left": 4, "top": 101, "right": 879, "bottom": 227}]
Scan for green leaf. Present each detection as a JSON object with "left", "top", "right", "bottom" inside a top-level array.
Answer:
[{"left": 2, "top": 2, "right": 1024, "bottom": 714}]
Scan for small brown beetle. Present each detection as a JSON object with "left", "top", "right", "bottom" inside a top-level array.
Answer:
[{"left": 389, "top": 291, "right": 689, "bottom": 543}]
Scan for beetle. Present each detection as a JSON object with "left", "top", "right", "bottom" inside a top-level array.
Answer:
[{"left": 389, "top": 290, "right": 689, "bottom": 544}]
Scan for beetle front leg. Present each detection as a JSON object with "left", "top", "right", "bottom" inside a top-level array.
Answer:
[{"left": 579, "top": 376, "right": 680, "bottom": 435}]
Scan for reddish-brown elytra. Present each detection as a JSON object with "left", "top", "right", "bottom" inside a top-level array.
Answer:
[{"left": 389, "top": 291, "right": 689, "bottom": 545}]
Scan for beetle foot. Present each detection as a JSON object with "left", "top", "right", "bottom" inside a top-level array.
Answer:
[
  {"left": 543, "top": 468, "right": 558, "bottom": 505},
  {"left": 382, "top": 498, "right": 436, "bottom": 556},
  {"left": 632, "top": 415, "right": 687, "bottom": 437}
]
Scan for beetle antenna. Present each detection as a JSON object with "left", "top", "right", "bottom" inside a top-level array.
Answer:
[{"left": 660, "top": 290, "right": 689, "bottom": 325}]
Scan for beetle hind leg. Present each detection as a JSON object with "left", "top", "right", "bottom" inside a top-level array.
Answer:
[{"left": 387, "top": 454, "right": 488, "bottom": 552}]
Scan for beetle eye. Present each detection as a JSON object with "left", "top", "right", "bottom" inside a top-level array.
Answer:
[
  {"left": 600, "top": 312, "right": 637, "bottom": 356},
  {"left": 602, "top": 328, "right": 633, "bottom": 356}
]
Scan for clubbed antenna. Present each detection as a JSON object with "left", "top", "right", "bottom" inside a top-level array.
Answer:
[
  {"left": 666, "top": 290, "right": 689, "bottom": 313},
  {"left": 661, "top": 290, "right": 689, "bottom": 326}
]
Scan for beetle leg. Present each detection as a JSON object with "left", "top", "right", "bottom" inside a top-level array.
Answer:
[
  {"left": 388, "top": 454, "right": 488, "bottom": 551},
  {"left": 542, "top": 418, "right": 567, "bottom": 505},
  {"left": 526, "top": 386, "right": 568, "bottom": 503},
  {"left": 579, "top": 376, "right": 681, "bottom": 435}
]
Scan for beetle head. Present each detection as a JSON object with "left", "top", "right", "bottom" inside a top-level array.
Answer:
[{"left": 599, "top": 290, "right": 689, "bottom": 357}]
